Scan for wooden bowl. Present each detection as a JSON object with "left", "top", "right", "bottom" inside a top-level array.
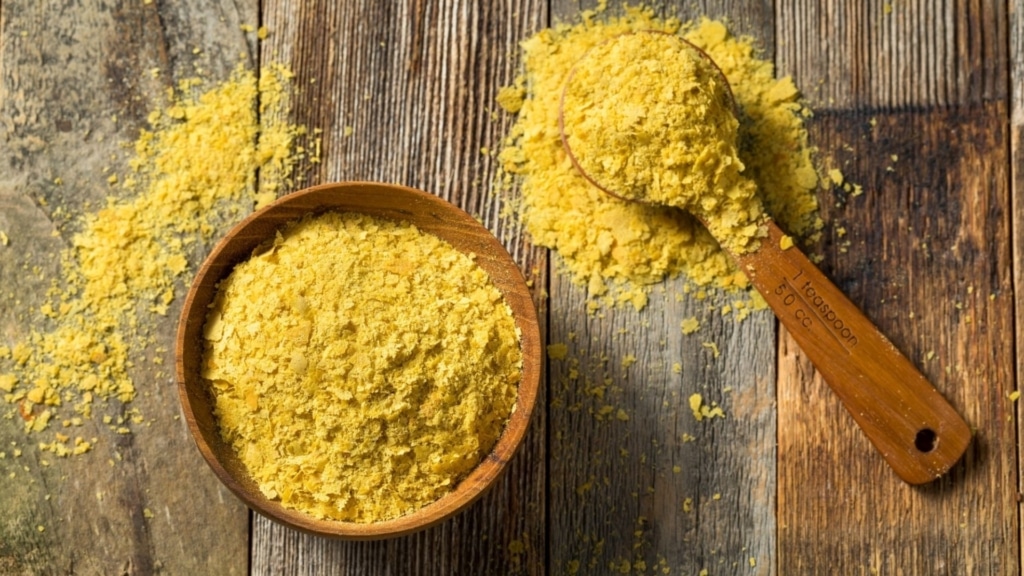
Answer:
[{"left": 175, "top": 181, "right": 542, "bottom": 539}]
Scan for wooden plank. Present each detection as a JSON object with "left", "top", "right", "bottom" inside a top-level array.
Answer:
[
  {"left": 776, "top": 1, "right": 1016, "bottom": 573},
  {"left": 250, "top": 1, "right": 549, "bottom": 574},
  {"left": 545, "top": 2, "right": 777, "bottom": 575},
  {"left": 0, "top": 1, "right": 255, "bottom": 574},
  {"left": 1012, "top": 0, "right": 1024, "bottom": 571}
]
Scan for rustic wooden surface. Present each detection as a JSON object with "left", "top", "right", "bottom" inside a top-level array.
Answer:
[
  {"left": 0, "top": 2, "right": 255, "bottom": 574},
  {"left": 777, "top": 2, "right": 1015, "bottom": 573},
  {"left": 0, "top": 0, "right": 1020, "bottom": 575}
]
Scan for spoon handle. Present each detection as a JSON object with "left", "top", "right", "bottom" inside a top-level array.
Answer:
[{"left": 736, "top": 220, "right": 971, "bottom": 484}]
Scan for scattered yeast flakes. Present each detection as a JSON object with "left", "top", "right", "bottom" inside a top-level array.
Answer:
[
  {"left": 688, "top": 393, "right": 725, "bottom": 421},
  {"left": 828, "top": 168, "right": 844, "bottom": 186},
  {"left": 203, "top": 212, "right": 523, "bottom": 523},
  {"left": 0, "top": 63, "right": 311, "bottom": 445},
  {"left": 498, "top": 10, "right": 824, "bottom": 312},
  {"left": 680, "top": 316, "right": 700, "bottom": 334},
  {"left": 495, "top": 85, "right": 525, "bottom": 113},
  {"left": 547, "top": 342, "right": 569, "bottom": 360},
  {"left": 702, "top": 341, "right": 720, "bottom": 358}
]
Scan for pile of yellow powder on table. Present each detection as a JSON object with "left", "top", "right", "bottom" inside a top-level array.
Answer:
[
  {"left": 0, "top": 63, "right": 313, "bottom": 456},
  {"left": 202, "top": 212, "right": 523, "bottom": 522},
  {"left": 497, "top": 8, "right": 825, "bottom": 312}
]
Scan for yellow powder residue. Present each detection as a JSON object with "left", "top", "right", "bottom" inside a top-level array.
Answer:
[
  {"left": 498, "top": 10, "right": 824, "bottom": 310},
  {"left": 701, "top": 341, "right": 720, "bottom": 358},
  {"left": 688, "top": 393, "right": 725, "bottom": 421},
  {"left": 680, "top": 316, "right": 700, "bottom": 334},
  {"left": 547, "top": 342, "right": 569, "bottom": 360},
  {"left": 496, "top": 84, "right": 526, "bottom": 114},
  {"left": 828, "top": 168, "right": 844, "bottom": 186},
  {"left": 0, "top": 63, "right": 310, "bottom": 446},
  {"left": 202, "top": 212, "right": 522, "bottom": 522}
]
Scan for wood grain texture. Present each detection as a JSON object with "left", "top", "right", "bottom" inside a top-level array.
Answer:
[
  {"left": 1012, "top": 0, "right": 1024, "bottom": 571},
  {"left": 0, "top": 1, "right": 254, "bottom": 574},
  {"left": 545, "top": 2, "right": 777, "bottom": 575},
  {"left": 250, "top": 1, "right": 549, "bottom": 574},
  {"left": 776, "top": 1, "right": 1016, "bottom": 573},
  {"left": 546, "top": 287, "right": 777, "bottom": 575},
  {"left": 777, "top": 0, "right": 1006, "bottom": 109}
]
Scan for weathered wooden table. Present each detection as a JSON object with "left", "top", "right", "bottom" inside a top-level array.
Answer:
[{"left": 0, "top": 1, "right": 1018, "bottom": 574}]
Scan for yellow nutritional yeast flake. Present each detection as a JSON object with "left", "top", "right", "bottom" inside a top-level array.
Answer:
[
  {"left": 498, "top": 9, "right": 824, "bottom": 310},
  {"left": 0, "top": 63, "right": 310, "bottom": 450},
  {"left": 688, "top": 393, "right": 725, "bottom": 422},
  {"left": 202, "top": 212, "right": 523, "bottom": 522}
]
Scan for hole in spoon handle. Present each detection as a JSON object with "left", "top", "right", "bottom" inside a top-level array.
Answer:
[
  {"left": 915, "top": 428, "right": 938, "bottom": 453},
  {"left": 737, "top": 220, "right": 971, "bottom": 484}
]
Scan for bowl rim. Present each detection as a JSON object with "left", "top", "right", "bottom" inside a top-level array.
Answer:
[{"left": 175, "top": 181, "right": 542, "bottom": 539}]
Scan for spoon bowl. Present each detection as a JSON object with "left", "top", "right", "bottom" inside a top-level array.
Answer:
[
  {"left": 559, "top": 31, "right": 971, "bottom": 484},
  {"left": 558, "top": 31, "right": 737, "bottom": 203},
  {"left": 175, "top": 181, "right": 542, "bottom": 538}
]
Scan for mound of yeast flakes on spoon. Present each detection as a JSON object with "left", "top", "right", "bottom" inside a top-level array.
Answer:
[
  {"left": 498, "top": 9, "right": 824, "bottom": 311},
  {"left": 561, "top": 32, "right": 765, "bottom": 254}
]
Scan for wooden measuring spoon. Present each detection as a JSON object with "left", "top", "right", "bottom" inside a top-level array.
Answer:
[{"left": 559, "top": 32, "right": 970, "bottom": 485}]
